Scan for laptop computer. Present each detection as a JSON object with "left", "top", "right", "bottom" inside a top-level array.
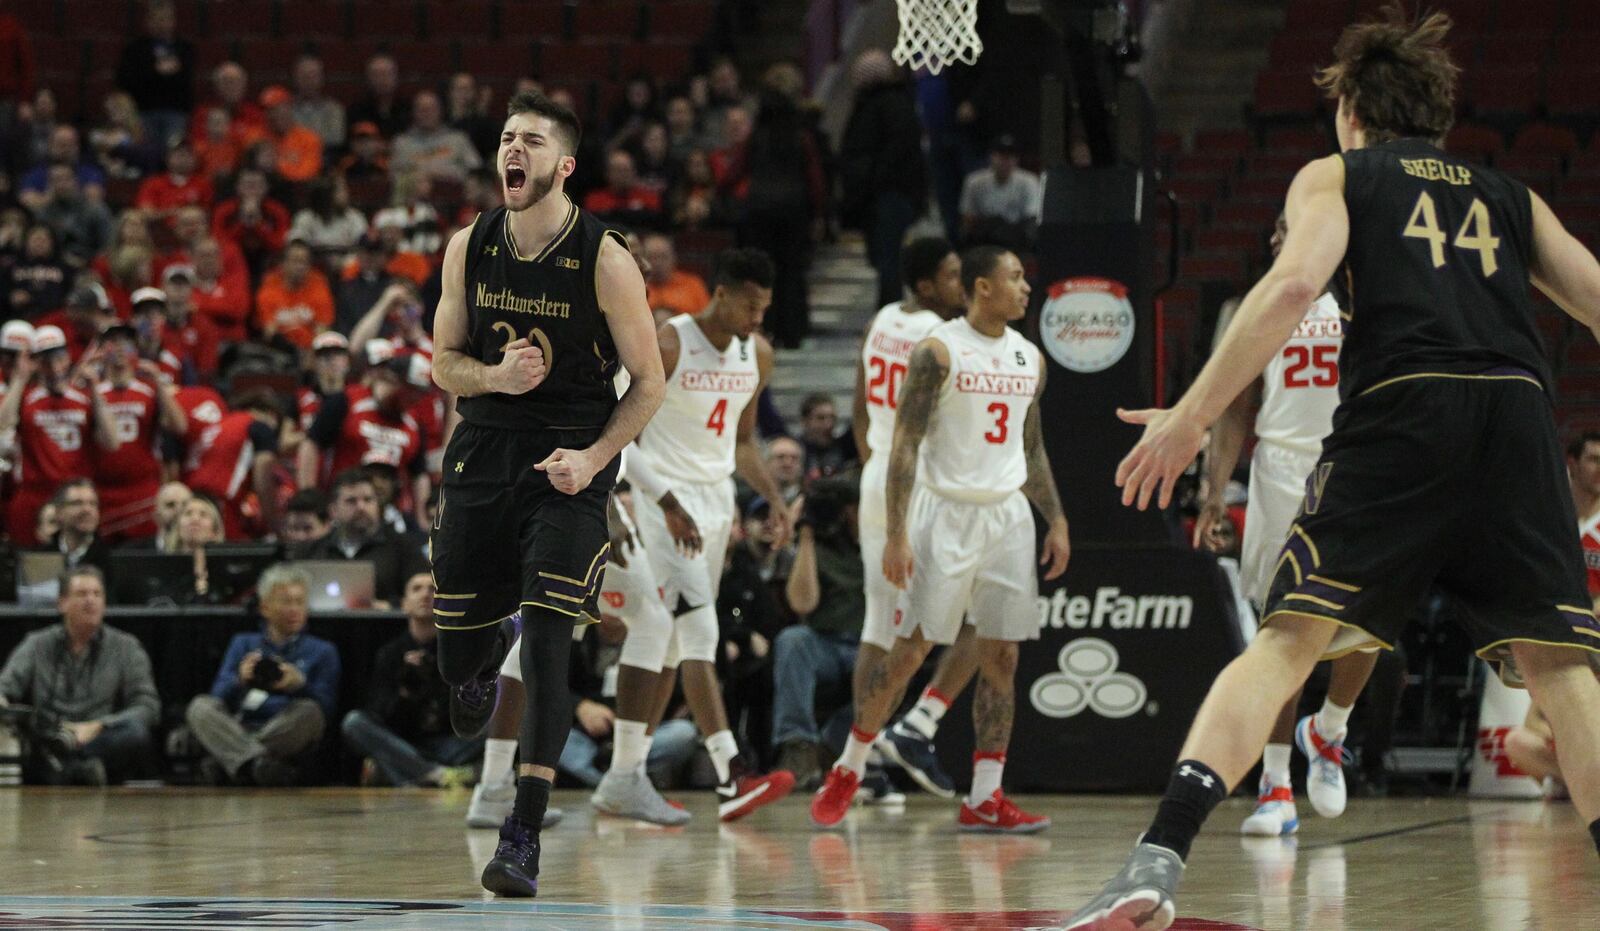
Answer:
[
  {"left": 109, "top": 551, "right": 196, "bottom": 606},
  {"left": 295, "top": 560, "right": 376, "bottom": 611},
  {"left": 15, "top": 552, "right": 65, "bottom": 607}
]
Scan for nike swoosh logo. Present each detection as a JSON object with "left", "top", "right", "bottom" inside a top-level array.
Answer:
[
  {"left": 716, "top": 784, "right": 737, "bottom": 798},
  {"left": 971, "top": 808, "right": 1001, "bottom": 824}
]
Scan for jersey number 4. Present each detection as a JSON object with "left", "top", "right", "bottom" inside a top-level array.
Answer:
[
  {"left": 706, "top": 398, "right": 728, "bottom": 436},
  {"left": 1403, "top": 192, "right": 1501, "bottom": 277},
  {"left": 1283, "top": 344, "right": 1338, "bottom": 388},
  {"left": 866, "top": 357, "right": 907, "bottom": 408}
]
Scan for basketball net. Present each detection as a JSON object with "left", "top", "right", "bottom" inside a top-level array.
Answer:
[{"left": 892, "top": 0, "right": 982, "bottom": 75}]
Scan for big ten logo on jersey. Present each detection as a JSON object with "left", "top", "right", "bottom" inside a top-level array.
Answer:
[{"left": 554, "top": 256, "right": 580, "bottom": 270}]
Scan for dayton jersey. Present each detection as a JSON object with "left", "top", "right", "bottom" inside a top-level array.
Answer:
[
  {"left": 637, "top": 315, "right": 759, "bottom": 485},
  {"left": 457, "top": 201, "right": 622, "bottom": 431},
  {"left": 1582, "top": 512, "right": 1600, "bottom": 599},
  {"left": 14, "top": 386, "right": 94, "bottom": 491},
  {"left": 1339, "top": 139, "right": 1548, "bottom": 398},
  {"left": 94, "top": 380, "right": 161, "bottom": 486},
  {"left": 918, "top": 318, "right": 1041, "bottom": 503},
  {"left": 1256, "top": 292, "right": 1343, "bottom": 455},
  {"left": 861, "top": 301, "right": 944, "bottom": 457}
]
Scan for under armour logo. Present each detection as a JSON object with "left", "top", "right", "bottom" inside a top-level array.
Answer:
[
  {"left": 1030, "top": 638, "right": 1147, "bottom": 719},
  {"left": 1177, "top": 764, "right": 1215, "bottom": 788},
  {"left": 484, "top": 245, "right": 499, "bottom": 256},
  {"left": 454, "top": 462, "right": 464, "bottom": 473}
]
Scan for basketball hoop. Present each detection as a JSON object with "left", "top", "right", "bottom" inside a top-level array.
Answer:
[{"left": 892, "top": 0, "right": 983, "bottom": 75}]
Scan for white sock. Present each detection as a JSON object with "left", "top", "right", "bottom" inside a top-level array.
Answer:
[
  {"left": 838, "top": 727, "right": 876, "bottom": 777},
  {"left": 969, "top": 753, "right": 1004, "bottom": 806},
  {"left": 1316, "top": 699, "right": 1353, "bottom": 737},
  {"left": 1262, "top": 743, "right": 1292, "bottom": 789},
  {"left": 706, "top": 729, "right": 739, "bottom": 784},
  {"left": 900, "top": 688, "right": 951, "bottom": 741},
  {"left": 481, "top": 738, "right": 517, "bottom": 789},
  {"left": 612, "top": 720, "right": 650, "bottom": 774}
]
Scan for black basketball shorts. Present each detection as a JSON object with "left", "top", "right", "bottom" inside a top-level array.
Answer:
[
  {"left": 1262, "top": 370, "right": 1600, "bottom": 682},
  {"left": 429, "top": 421, "right": 618, "bottom": 629}
]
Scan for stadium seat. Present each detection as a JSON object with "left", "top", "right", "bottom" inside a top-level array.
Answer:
[
  {"left": 279, "top": 1, "right": 349, "bottom": 41},
  {"left": 574, "top": 1, "right": 642, "bottom": 39},
  {"left": 1179, "top": 254, "right": 1246, "bottom": 286},
  {"left": 1444, "top": 123, "right": 1503, "bottom": 160},
  {"left": 365, "top": 39, "right": 456, "bottom": 78},
  {"left": 1195, "top": 228, "right": 1263, "bottom": 255},
  {"left": 1262, "top": 126, "right": 1330, "bottom": 155},
  {"left": 1551, "top": 32, "right": 1600, "bottom": 70},
  {"left": 539, "top": 42, "right": 617, "bottom": 82},
  {"left": 1252, "top": 70, "right": 1322, "bottom": 120},
  {"left": 239, "top": 39, "right": 311, "bottom": 86},
  {"left": 1478, "top": 32, "right": 1551, "bottom": 71},
  {"left": 1466, "top": 65, "right": 1542, "bottom": 116},
  {"left": 1266, "top": 32, "right": 1338, "bottom": 72},
  {"left": 467, "top": 41, "right": 539, "bottom": 82},
  {"left": 1194, "top": 128, "right": 1252, "bottom": 154},
  {"left": 1165, "top": 177, "right": 1224, "bottom": 203},
  {"left": 1170, "top": 152, "right": 1239, "bottom": 180},
  {"left": 208, "top": 0, "right": 276, "bottom": 40},
  {"left": 1512, "top": 122, "right": 1580, "bottom": 157},
  {"left": 498, "top": 3, "right": 568, "bottom": 39},
  {"left": 1283, "top": 0, "right": 1352, "bottom": 32},
  {"left": 8, "top": 0, "right": 56, "bottom": 33},
  {"left": 350, "top": 1, "right": 423, "bottom": 41},
  {"left": 1561, "top": 177, "right": 1600, "bottom": 201},
  {"left": 618, "top": 42, "right": 696, "bottom": 82},
  {"left": 1509, "top": 0, "right": 1564, "bottom": 31},
  {"left": 61, "top": 0, "right": 132, "bottom": 37},
  {"left": 1232, "top": 174, "right": 1294, "bottom": 203},
  {"left": 643, "top": 0, "right": 719, "bottom": 41},
  {"left": 1211, "top": 201, "right": 1279, "bottom": 230},
  {"left": 1544, "top": 66, "right": 1600, "bottom": 120},
  {"left": 423, "top": 0, "right": 494, "bottom": 40}
]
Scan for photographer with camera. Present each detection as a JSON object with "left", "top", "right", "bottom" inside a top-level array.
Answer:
[
  {"left": 772, "top": 478, "right": 865, "bottom": 788},
  {"left": 184, "top": 563, "right": 340, "bottom": 786},
  {"left": 0, "top": 566, "right": 160, "bottom": 785},
  {"left": 340, "top": 572, "right": 479, "bottom": 787}
]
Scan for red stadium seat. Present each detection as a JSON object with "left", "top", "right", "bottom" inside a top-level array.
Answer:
[
  {"left": 644, "top": 0, "right": 719, "bottom": 41},
  {"left": 1252, "top": 70, "right": 1322, "bottom": 119},
  {"left": 1211, "top": 201, "right": 1279, "bottom": 229},
  {"left": 1478, "top": 32, "right": 1551, "bottom": 71},
  {"left": 61, "top": 0, "right": 132, "bottom": 37},
  {"left": 1545, "top": 66, "right": 1600, "bottom": 120},
  {"left": 1154, "top": 131, "right": 1183, "bottom": 155},
  {"left": 1444, "top": 123, "right": 1503, "bottom": 160},
  {"left": 574, "top": 1, "right": 641, "bottom": 39},
  {"left": 208, "top": 0, "right": 275, "bottom": 39},
  {"left": 499, "top": 3, "right": 567, "bottom": 39},
  {"left": 1466, "top": 65, "right": 1542, "bottom": 115},
  {"left": 1512, "top": 122, "right": 1579, "bottom": 157},
  {"left": 366, "top": 40, "right": 456, "bottom": 79},
  {"left": 1559, "top": 176, "right": 1600, "bottom": 201},
  {"left": 1165, "top": 177, "right": 1224, "bottom": 203},
  {"left": 618, "top": 41, "right": 695, "bottom": 82},
  {"left": 1233, "top": 174, "right": 1293, "bottom": 203},
  {"left": 1551, "top": 32, "right": 1600, "bottom": 70},
  {"left": 1266, "top": 32, "right": 1337, "bottom": 71},
  {"left": 1262, "top": 126, "right": 1331, "bottom": 155},
  {"left": 1509, "top": 0, "right": 1564, "bottom": 31},
  {"left": 424, "top": 0, "right": 494, "bottom": 40},
  {"left": 351, "top": 1, "right": 422, "bottom": 41},
  {"left": 1283, "top": 0, "right": 1352, "bottom": 32},
  {"left": 1193, "top": 128, "right": 1252, "bottom": 154},
  {"left": 1570, "top": 150, "right": 1600, "bottom": 176},
  {"left": 8, "top": 0, "right": 56, "bottom": 32},
  {"left": 1170, "top": 152, "right": 1239, "bottom": 180},
  {"left": 1195, "top": 228, "right": 1263, "bottom": 255},
  {"left": 238, "top": 39, "right": 310, "bottom": 86},
  {"left": 538, "top": 42, "right": 616, "bottom": 82},
  {"left": 1179, "top": 254, "right": 1247, "bottom": 285},
  {"left": 466, "top": 41, "right": 538, "bottom": 82},
  {"left": 279, "top": 1, "right": 349, "bottom": 41}
]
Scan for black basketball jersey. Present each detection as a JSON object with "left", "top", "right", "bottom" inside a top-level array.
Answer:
[
  {"left": 1338, "top": 138, "right": 1548, "bottom": 399},
  {"left": 457, "top": 200, "right": 621, "bottom": 430}
]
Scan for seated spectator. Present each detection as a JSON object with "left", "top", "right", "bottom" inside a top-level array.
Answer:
[
  {"left": 186, "top": 61, "right": 265, "bottom": 152},
  {"left": 189, "top": 235, "right": 252, "bottom": 343},
  {"left": 288, "top": 176, "right": 368, "bottom": 265},
  {"left": 446, "top": 72, "right": 497, "bottom": 160},
  {"left": 391, "top": 90, "right": 481, "bottom": 184},
  {"left": 772, "top": 480, "right": 864, "bottom": 788},
  {"left": 185, "top": 563, "right": 340, "bottom": 786},
  {"left": 255, "top": 239, "right": 334, "bottom": 350},
  {"left": 119, "top": 481, "right": 192, "bottom": 551},
  {"left": 337, "top": 121, "right": 390, "bottom": 182},
  {"left": 0, "top": 566, "right": 160, "bottom": 785},
  {"left": 765, "top": 435, "right": 804, "bottom": 503},
  {"left": 346, "top": 54, "right": 410, "bottom": 141},
  {"left": 38, "top": 479, "right": 112, "bottom": 577},
  {"left": 798, "top": 393, "right": 857, "bottom": 481},
  {"left": 212, "top": 167, "right": 290, "bottom": 278},
  {"left": 372, "top": 172, "right": 442, "bottom": 257},
  {"left": 135, "top": 144, "right": 214, "bottom": 226},
  {"left": 632, "top": 122, "right": 676, "bottom": 194},
  {"left": 19, "top": 126, "right": 107, "bottom": 213},
  {"left": 192, "top": 106, "right": 245, "bottom": 182},
  {"left": 607, "top": 75, "right": 659, "bottom": 149},
  {"left": 341, "top": 572, "right": 479, "bottom": 787},
  {"left": 335, "top": 231, "right": 396, "bottom": 334},
  {"left": 708, "top": 105, "right": 751, "bottom": 186},
  {"left": 297, "top": 469, "right": 427, "bottom": 607},
  {"left": 258, "top": 85, "right": 323, "bottom": 184},
  {"left": 583, "top": 149, "right": 664, "bottom": 229},
  {"left": 663, "top": 95, "right": 706, "bottom": 163},
  {"left": 291, "top": 55, "right": 345, "bottom": 150},
  {"left": 641, "top": 232, "right": 709, "bottom": 316},
  {"left": 156, "top": 264, "right": 221, "bottom": 381},
  {"left": 5, "top": 223, "right": 70, "bottom": 319},
  {"left": 959, "top": 135, "right": 1041, "bottom": 250},
  {"left": 114, "top": 0, "right": 195, "bottom": 149},
  {"left": 668, "top": 148, "right": 725, "bottom": 230},
  {"left": 138, "top": 494, "right": 225, "bottom": 603},
  {"left": 35, "top": 164, "right": 114, "bottom": 264},
  {"left": 281, "top": 489, "right": 329, "bottom": 554},
  {"left": 88, "top": 92, "right": 164, "bottom": 180}
]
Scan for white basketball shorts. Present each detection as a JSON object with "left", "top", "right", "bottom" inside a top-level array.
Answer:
[
  {"left": 895, "top": 488, "right": 1039, "bottom": 645},
  {"left": 1240, "top": 442, "right": 1320, "bottom": 609}
]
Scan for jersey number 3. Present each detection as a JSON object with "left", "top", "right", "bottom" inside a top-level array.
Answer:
[
  {"left": 1403, "top": 192, "right": 1501, "bottom": 277},
  {"left": 984, "top": 402, "right": 1009, "bottom": 444},
  {"left": 1283, "top": 344, "right": 1338, "bottom": 388}
]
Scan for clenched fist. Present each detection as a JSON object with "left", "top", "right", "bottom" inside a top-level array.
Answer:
[{"left": 491, "top": 338, "right": 547, "bottom": 395}]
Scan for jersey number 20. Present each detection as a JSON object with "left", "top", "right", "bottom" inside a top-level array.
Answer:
[{"left": 866, "top": 356, "right": 907, "bottom": 409}]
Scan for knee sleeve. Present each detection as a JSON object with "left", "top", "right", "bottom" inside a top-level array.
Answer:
[
  {"left": 670, "top": 603, "right": 719, "bottom": 665},
  {"left": 619, "top": 600, "right": 674, "bottom": 674},
  {"left": 518, "top": 606, "right": 578, "bottom": 770}
]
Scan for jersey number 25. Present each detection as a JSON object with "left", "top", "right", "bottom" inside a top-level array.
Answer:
[{"left": 1283, "top": 345, "right": 1337, "bottom": 389}]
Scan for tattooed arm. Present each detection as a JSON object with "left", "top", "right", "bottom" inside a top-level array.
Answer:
[
  {"left": 882, "top": 337, "right": 949, "bottom": 590},
  {"left": 1022, "top": 366, "right": 1071, "bottom": 580}
]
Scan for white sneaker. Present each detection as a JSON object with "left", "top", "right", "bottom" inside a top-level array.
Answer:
[
  {"left": 1296, "top": 715, "right": 1349, "bottom": 818},
  {"left": 466, "top": 780, "right": 515, "bottom": 829},
  {"left": 1240, "top": 777, "right": 1299, "bottom": 836}
]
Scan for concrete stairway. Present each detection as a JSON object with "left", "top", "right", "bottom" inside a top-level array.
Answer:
[
  {"left": 767, "top": 238, "right": 879, "bottom": 421},
  {"left": 1147, "top": 0, "right": 1286, "bottom": 141}
]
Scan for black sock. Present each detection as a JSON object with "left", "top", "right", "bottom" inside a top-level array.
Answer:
[
  {"left": 514, "top": 775, "right": 551, "bottom": 828},
  {"left": 1589, "top": 817, "right": 1600, "bottom": 858},
  {"left": 1143, "top": 760, "right": 1228, "bottom": 861}
]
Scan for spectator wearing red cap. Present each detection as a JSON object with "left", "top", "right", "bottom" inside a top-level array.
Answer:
[
  {"left": 93, "top": 321, "right": 186, "bottom": 542},
  {"left": 260, "top": 85, "right": 322, "bottom": 184},
  {"left": 212, "top": 167, "right": 289, "bottom": 279},
  {"left": 255, "top": 239, "right": 333, "bottom": 350},
  {"left": 134, "top": 144, "right": 213, "bottom": 225},
  {"left": 0, "top": 325, "right": 119, "bottom": 545}
]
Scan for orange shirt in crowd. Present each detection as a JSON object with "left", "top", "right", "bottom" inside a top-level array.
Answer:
[
  {"left": 645, "top": 269, "right": 711, "bottom": 316},
  {"left": 256, "top": 267, "right": 335, "bottom": 349},
  {"left": 340, "top": 251, "right": 433, "bottom": 287},
  {"left": 134, "top": 173, "right": 214, "bottom": 217},
  {"left": 270, "top": 125, "right": 324, "bottom": 183}
]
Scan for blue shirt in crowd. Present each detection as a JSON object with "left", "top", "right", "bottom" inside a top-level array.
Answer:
[{"left": 209, "top": 629, "right": 341, "bottom": 728}]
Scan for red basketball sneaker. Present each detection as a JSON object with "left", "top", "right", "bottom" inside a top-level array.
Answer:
[
  {"left": 809, "top": 766, "right": 862, "bottom": 827},
  {"left": 958, "top": 790, "right": 1051, "bottom": 834},
  {"left": 718, "top": 768, "right": 796, "bottom": 822}
]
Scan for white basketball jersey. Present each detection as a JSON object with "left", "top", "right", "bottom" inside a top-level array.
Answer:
[
  {"left": 638, "top": 314, "right": 759, "bottom": 485},
  {"left": 918, "top": 318, "right": 1041, "bottom": 504},
  {"left": 862, "top": 301, "right": 945, "bottom": 457},
  {"left": 1256, "top": 292, "right": 1343, "bottom": 455}
]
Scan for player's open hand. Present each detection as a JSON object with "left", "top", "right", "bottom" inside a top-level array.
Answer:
[
  {"left": 1115, "top": 406, "right": 1206, "bottom": 511},
  {"left": 883, "top": 532, "right": 914, "bottom": 591},
  {"left": 492, "top": 338, "right": 547, "bottom": 395},
  {"left": 1040, "top": 518, "right": 1071, "bottom": 581},
  {"left": 537, "top": 446, "right": 601, "bottom": 495},
  {"left": 660, "top": 492, "right": 702, "bottom": 556}
]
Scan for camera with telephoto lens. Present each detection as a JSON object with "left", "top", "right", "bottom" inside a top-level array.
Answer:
[
  {"left": 800, "top": 477, "right": 859, "bottom": 540},
  {"left": 250, "top": 655, "right": 284, "bottom": 689}
]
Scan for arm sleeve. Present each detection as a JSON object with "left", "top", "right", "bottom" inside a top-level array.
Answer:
[
  {"left": 620, "top": 443, "right": 669, "bottom": 501},
  {"left": 103, "top": 639, "right": 160, "bottom": 729},
  {"left": 305, "top": 390, "right": 348, "bottom": 447}
]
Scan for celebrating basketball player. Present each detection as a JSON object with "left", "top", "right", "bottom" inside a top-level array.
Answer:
[
  {"left": 1070, "top": 9, "right": 1600, "bottom": 929},
  {"left": 1197, "top": 214, "right": 1377, "bottom": 837},
  {"left": 428, "top": 90, "right": 665, "bottom": 898},
  {"left": 848, "top": 236, "right": 982, "bottom": 798},
  {"left": 811, "top": 246, "right": 1070, "bottom": 831}
]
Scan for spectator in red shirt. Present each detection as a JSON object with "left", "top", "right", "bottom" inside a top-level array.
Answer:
[
  {"left": 187, "top": 61, "right": 265, "bottom": 151},
  {"left": 189, "top": 235, "right": 252, "bottom": 342},
  {"left": 582, "top": 149, "right": 664, "bottom": 229},
  {"left": 126, "top": 288, "right": 184, "bottom": 385},
  {"left": 134, "top": 144, "right": 213, "bottom": 225},
  {"left": 93, "top": 322, "right": 186, "bottom": 542},
  {"left": 298, "top": 331, "right": 351, "bottom": 431},
  {"left": 192, "top": 106, "right": 245, "bottom": 182},
  {"left": 181, "top": 388, "right": 283, "bottom": 540},
  {"left": 212, "top": 167, "right": 289, "bottom": 279},
  {"left": 255, "top": 240, "right": 334, "bottom": 350},
  {"left": 708, "top": 104, "right": 751, "bottom": 186},
  {"left": 155, "top": 264, "right": 220, "bottom": 381},
  {"left": 33, "top": 284, "right": 115, "bottom": 363}
]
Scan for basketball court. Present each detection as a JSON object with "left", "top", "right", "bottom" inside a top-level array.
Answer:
[{"left": 2, "top": 787, "right": 1594, "bottom": 929}]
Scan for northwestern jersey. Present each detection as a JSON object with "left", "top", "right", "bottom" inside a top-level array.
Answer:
[
  {"left": 1256, "top": 292, "right": 1343, "bottom": 455},
  {"left": 637, "top": 315, "right": 759, "bottom": 485},
  {"left": 1339, "top": 139, "right": 1547, "bottom": 399},
  {"left": 918, "top": 318, "right": 1041, "bottom": 504},
  {"left": 457, "top": 200, "right": 622, "bottom": 430},
  {"left": 862, "top": 301, "right": 944, "bottom": 457}
]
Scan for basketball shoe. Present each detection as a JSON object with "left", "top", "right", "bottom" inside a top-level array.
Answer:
[
  {"left": 718, "top": 764, "right": 796, "bottom": 822},
  {"left": 1061, "top": 839, "right": 1184, "bottom": 931},
  {"left": 468, "top": 782, "right": 566, "bottom": 829},
  {"left": 1295, "top": 714, "right": 1349, "bottom": 818},
  {"left": 957, "top": 790, "right": 1051, "bottom": 834},
  {"left": 877, "top": 723, "right": 957, "bottom": 798},
  {"left": 449, "top": 615, "right": 518, "bottom": 739},
  {"left": 480, "top": 815, "right": 540, "bottom": 897},
  {"left": 809, "top": 765, "right": 862, "bottom": 827},
  {"left": 1239, "top": 776, "right": 1299, "bottom": 836},
  {"left": 592, "top": 768, "right": 692, "bottom": 826}
]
